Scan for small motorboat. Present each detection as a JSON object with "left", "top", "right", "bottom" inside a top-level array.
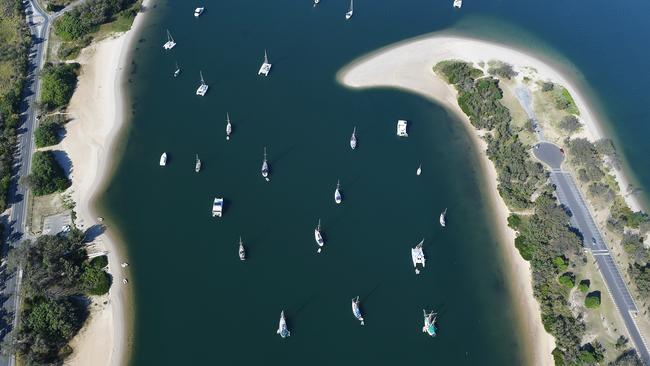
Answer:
[
  {"left": 195, "top": 154, "right": 201, "bottom": 173},
  {"left": 159, "top": 152, "right": 167, "bottom": 166},
  {"left": 334, "top": 180, "right": 342, "bottom": 204},
  {"left": 440, "top": 208, "right": 447, "bottom": 228},
  {"left": 345, "top": 0, "right": 353, "bottom": 19},
  {"left": 212, "top": 197, "right": 224, "bottom": 217},
  {"left": 397, "top": 120, "right": 408, "bottom": 137},
  {"left": 416, "top": 164, "right": 422, "bottom": 176},
  {"left": 226, "top": 113, "right": 232, "bottom": 141},
  {"left": 261, "top": 147, "right": 270, "bottom": 181},
  {"left": 350, "top": 126, "right": 357, "bottom": 150}
]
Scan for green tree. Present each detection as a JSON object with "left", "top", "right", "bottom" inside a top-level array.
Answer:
[
  {"left": 578, "top": 280, "right": 590, "bottom": 293},
  {"left": 26, "top": 151, "right": 70, "bottom": 196},
  {"left": 585, "top": 291, "right": 601, "bottom": 309},
  {"left": 40, "top": 63, "right": 79, "bottom": 110},
  {"left": 558, "top": 115, "right": 581, "bottom": 134},
  {"left": 34, "top": 121, "right": 60, "bottom": 147},
  {"left": 81, "top": 264, "right": 111, "bottom": 295}
]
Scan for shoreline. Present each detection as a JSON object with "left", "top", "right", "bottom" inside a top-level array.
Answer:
[
  {"left": 337, "top": 34, "right": 571, "bottom": 365},
  {"left": 60, "top": 1, "right": 151, "bottom": 365}
]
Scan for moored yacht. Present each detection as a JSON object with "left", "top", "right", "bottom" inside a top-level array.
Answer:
[
  {"left": 238, "top": 237, "right": 246, "bottom": 261},
  {"left": 397, "top": 120, "right": 408, "bottom": 137},
  {"left": 277, "top": 311, "right": 290, "bottom": 338},
  {"left": 258, "top": 50, "right": 272, "bottom": 76},
  {"left": 411, "top": 239, "right": 425, "bottom": 274},
  {"left": 345, "top": 0, "right": 353, "bottom": 19},
  {"left": 334, "top": 180, "right": 342, "bottom": 204},
  {"left": 352, "top": 296, "right": 365, "bottom": 325},
  {"left": 194, "top": 6, "right": 204, "bottom": 17},
  {"left": 212, "top": 197, "right": 224, "bottom": 217},
  {"left": 226, "top": 113, "right": 232, "bottom": 141},
  {"left": 261, "top": 147, "right": 270, "bottom": 181},
  {"left": 173, "top": 61, "right": 181, "bottom": 77},
  {"left": 422, "top": 310, "right": 438, "bottom": 336},
  {"left": 163, "top": 29, "right": 176, "bottom": 50},
  {"left": 159, "top": 152, "right": 167, "bottom": 166},
  {"left": 439, "top": 208, "right": 447, "bottom": 227},
  {"left": 195, "top": 154, "right": 201, "bottom": 172},
  {"left": 453, "top": 0, "right": 462, "bottom": 9},
  {"left": 313, "top": 0, "right": 320, "bottom": 5},
  {"left": 315, "top": 219, "right": 325, "bottom": 253},
  {"left": 416, "top": 164, "right": 422, "bottom": 176},
  {"left": 350, "top": 126, "right": 357, "bottom": 150},
  {"left": 196, "top": 71, "right": 208, "bottom": 96}
]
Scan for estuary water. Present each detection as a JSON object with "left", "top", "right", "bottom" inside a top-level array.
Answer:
[{"left": 99, "top": 0, "right": 650, "bottom": 365}]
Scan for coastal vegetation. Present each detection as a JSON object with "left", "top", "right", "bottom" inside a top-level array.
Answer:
[
  {"left": 0, "top": 0, "right": 30, "bottom": 211},
  {"left": 2, "top": 230, "right": 111, "bottom": 364},
  {"left": 541, "top": 82, "right": 580, "bottom": 115},
  {"left": 34, "top": 114, "right": 67, "bottom": 148},
  {"left": 25, "top": 150, "right": 71, "bottom": 196},
  {"left": 40, "top": 62, "right": 79, "bottom": 111},
  {"left": 54, "top": 0, "right": 140, "bottom": 59},
  {"left": 435, "top": 60, "right": 612, "bottom": 364}
]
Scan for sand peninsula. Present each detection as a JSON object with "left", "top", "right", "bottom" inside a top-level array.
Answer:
[
  {"left": 57, "top": 1, "right": 152, "bottom": 365},
  {"left": 338, "top": 34, "right": 647, "bottom": 364}
]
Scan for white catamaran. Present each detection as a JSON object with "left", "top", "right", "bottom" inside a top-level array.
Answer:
[
  {"left": 350, "top": 126, "right": 357, "bottom": 150},
  {"left": 416, "top": 164, "right": 422, "bottom": 176},
  {"left": 194, "top": 6, "right": 204, "bottom": 17},
  {"left": 258, "top": 50, "right": 272, "bottom": 76},
  {"left": 225, "top": 113, "right": 232, "bottom": 141},
  {"left": 195, "top": 154, "right": 201, "bottom": 172},
  {"left": 411, "top": 239, "right": 425, "bottom": 274},
  {"left": 212, "top": 197, "right": 224, "bottom": 217},
  {"left": 159, "top": 152, "right": 167, "bottom": 166},
  {"left": 238, "top": 237, "right": 246, "bottom": 261},
  {"left": 173, "top": 61, "right": 181, "bottom": 77},
  {"left": 163, "top": 29, "right": 176, "bottom": 50},
  {"left": 196, "top": 71, "right": 208, "bottom": 96},
  {"left": 261, "top": 147, "right": 270, "bottom": 181},
  {"left": 277, "top": 311, "right": 290, "bottom": 338},
  {"left": 397, "top": 119, "right": 408, "bottom": 137},
  {"left": 315, "top": 219, "right": 325, "bottom": 253},
  {"left": 334, "top": 180, "right": 342, "bottom": 204},
  {"left": 453, "top": 0, "right": 462, "bottom": 9},
  {"left": 439, "top": 208, "right": 447, "bottom": 227},
  {"left": 313, "top": 0, "right": 320, "bottom": 6},
  {"left": 422, "top": 310, "right": 438, "bottom": 336},
  {"left": 345, "top": 0, "right": 353, "bottom": 19},
  {"left": 352, "top": 296, "right": 365, "bottom": 325}
]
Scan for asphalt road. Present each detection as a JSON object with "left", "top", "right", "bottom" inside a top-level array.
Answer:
[
  {"left": 527, "top": 110, "right": 650, "bottom": 363},
  {"left": 0, "top": 0, "right": 50, "bottom": 365}
]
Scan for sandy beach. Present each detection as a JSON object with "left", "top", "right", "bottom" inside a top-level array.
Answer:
[
  {"left": 335, "top": 34, "right": 601, "bottom": 365},
  {"left": 57, "top": 2, "right": 151, "bottom": 365}
]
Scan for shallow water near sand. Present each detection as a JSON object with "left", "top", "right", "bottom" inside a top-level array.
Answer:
[{"left": 99, "top": 0, "right": 650, "bottom": 364}]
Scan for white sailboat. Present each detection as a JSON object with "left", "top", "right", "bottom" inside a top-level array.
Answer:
[
  {"left": 163, "top": 29, "right": 176, "bottom": 50},
  {"left": 195, "top": 154, "right": 201, "bottom": 172},
  {"left": 352, "top": 296, "right": 365, "bottom": 325},
  {"left": 196, "top": 71, "right": 208, "bottom": 96},
  {"left": 411, "top": 239, "right": 425, "bottom": 274},
  {"left": 453, "top": 0, "right": 462, "bottom": 9},
  {"left": 159, "top": 152, "right": 167, "bottom": 166},
  {"left": 416, "top": 164, "right": 422, "bottom": 176},
  {"left": 261, "top": 147, "right": 270, "bottom": 181},
  {"left": 225, "top": 113, "right": 232, "bottom": 141},
  {"left": 350, "top": 126, "right": 357, "bottom": 150},
  {"left": 277, "top": 311, "right": 290, "bottom": 338},
  {"left": 422, "top": 310, "right": 438, "bottom": 336},
  {"left": 173, "top": 61, "right": 181, "bottom": 77},
  {"left": 439, "top": 208, "right": 447, "bottom": 227},
  {"left": 334, "top": 180, "right": 342, "bottom": 204},
  {"left": 238, "top": 237, "right": 246, "bottom": 261},
  {"left": 313, "top": 0, "right": 320, "bottom": 6},
  {"left": 314, "top": 219, "right": 325, "bottom": 253},
  {"left": 345, "top": 0, "right": 353, "bottom": 19},
  {"left": 258, "top": 49, "right": 272, "bottom": 76}
]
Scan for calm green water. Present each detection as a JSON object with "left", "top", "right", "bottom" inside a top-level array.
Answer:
[{"left": 99, "top": 0, "right": 650, "bottom": 365}]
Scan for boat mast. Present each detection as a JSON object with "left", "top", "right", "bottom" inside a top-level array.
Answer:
[
  {"left": 263, "top": 147, "right": 267, "bottom": 162},
  {"left": 226, "top": 112, "right": 230, "bottom": 124},
  {"left": 200, "top": 71, "right": 205, "bottom": 85},
  {"left": 350, "top": 0, "right": 353, "bottom": 12},
  {"left": 264, "top": 49, "right": 269, "bottom": 64},
  {"left": 167, "top": 29, "right": 173, "bottom": 42},
  {"left": 317, "top": 219, "right": 321, "bottom": 231},
  {"left": 336, "top": 179, "right": 340, "bottom": 190}
]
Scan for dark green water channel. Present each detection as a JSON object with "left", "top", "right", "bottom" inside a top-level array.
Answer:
[{"left": 99, "top": 0, "right": 650, "bottom": 365}]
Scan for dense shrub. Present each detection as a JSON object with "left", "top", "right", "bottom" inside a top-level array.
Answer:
[
  {"left": 585, "top": 292, "right": 601, "bottom": 309},
  {"left": 34, "top": 121, "right": 60, "bottom": 147},
  {"left": 558, "top": 115, "right": 581, "bottom": 134},
  {"left": 578, "top": 280, "right": 590, "bottom": 293},
  {"left": 90, "top": 255, "right": 109, "bottom": 269},
  {"left": 558, "top": 272, "right": 575, "bottom": 288}
]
